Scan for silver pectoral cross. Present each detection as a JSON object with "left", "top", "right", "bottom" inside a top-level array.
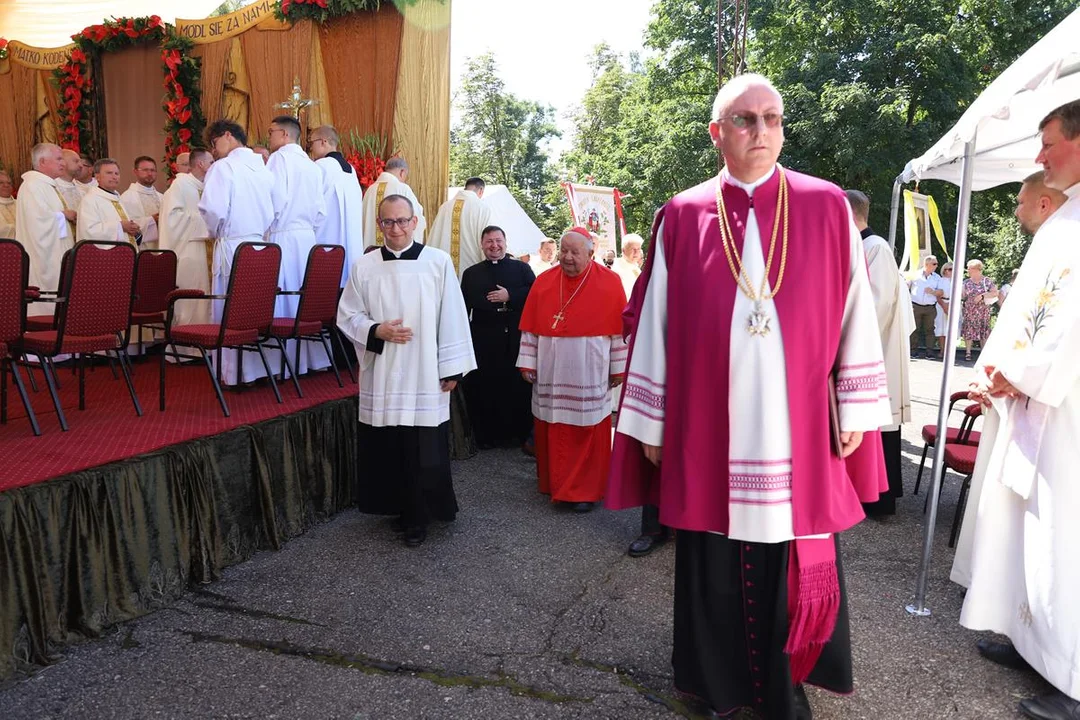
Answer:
[{"left": 747, "top": 301, "right": 771, "bottom": 337}]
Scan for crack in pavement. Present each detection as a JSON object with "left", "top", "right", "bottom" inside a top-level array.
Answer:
[
  {"left": 182, "top": 631, "right": 592, "bottom": 705},
  {"left": 562, "top": 652, "right": 710, "bottom": 720}
]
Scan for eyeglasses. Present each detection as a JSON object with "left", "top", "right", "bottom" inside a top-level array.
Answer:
[
  {"left": 718, "top": 112, "right": 784, "bottom": 130},
  {"left": 378, "top": 217, "right": 414, "bottom": 230}
]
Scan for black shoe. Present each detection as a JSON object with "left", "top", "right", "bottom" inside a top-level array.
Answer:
[
  {"left": 390, "top": 516, "right": 406, "bottom": 534},
  {"left": 572, "top": 502, "right": 594, "bottom": 513},
  {"left": 794, "top": 684, "right": 813, "bottom": 720},
  {"left": 1018, "top": 691, "right": 1080, "bottom": 720},
  {"left": 628, "top": 534, "right": 668, "bottom": 558},
  {"left": 404, "top": 527, "right": 426, "bottom": 547},
  {"left": 976, "top": 638, "right": 1032, "bottom": 671}
]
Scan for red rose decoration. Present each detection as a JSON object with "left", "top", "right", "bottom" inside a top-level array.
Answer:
[{"left": 178, "top": 128, "right": 192, "bottom": 142}]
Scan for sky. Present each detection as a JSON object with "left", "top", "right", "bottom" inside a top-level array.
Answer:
[{"left": 449, "top": 0, "right": 656, "bottom": 154}]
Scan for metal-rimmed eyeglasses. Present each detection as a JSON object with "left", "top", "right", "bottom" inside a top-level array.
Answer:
[{"left": 718, "top": 112, "right": 785, "bottom": 130}]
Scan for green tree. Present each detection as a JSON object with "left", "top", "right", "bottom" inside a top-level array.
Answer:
[{"left": 450, "top": 53, "right": 562, "bottom": 235}]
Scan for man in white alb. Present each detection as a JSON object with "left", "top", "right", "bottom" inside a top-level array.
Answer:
[
  {"left": 0, "top": 171, "right": 16, "bottom": 239},
  {"left": 309, "top": 124, "right": 364, "bottom": 285},
  {"left": 74, "top": 153, "right": 97, "bottom": 197},
  {"left": 76, "top": 159, "right": 143, "bottom": 244},
  {"left": 120, "top": 156, "right": 164, "bottom": 250},
  {"left": 527, "top": 238, "right": 558, "bottom": 277},
  {"left": 174, "top": 152, "right": 191, "bottom": 176},
  {"left": 55, "top": 150, "right": 83, "bottom": 238},
  {"left": 426, "top": 177, "right": 492, "bottom": 278},
  {"left": 15, "top": 144, "right": 75, "bottom": 307},
  {"left": 362, "top": 156, "right": 426, "bottom": 247}
]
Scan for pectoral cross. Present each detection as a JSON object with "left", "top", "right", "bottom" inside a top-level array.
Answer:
[
  {"left": 552, "top": 311, "right": 566, "bottom": 329},
  {"left": 747, "top": 301, "right": 771, "bottom": 337}
]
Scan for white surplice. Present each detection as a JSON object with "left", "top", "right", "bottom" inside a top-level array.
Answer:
[
  {"left": 198, "top": 146, "right": 277, "bottom": 385},
  {"left": 864, "top": 232, "right": 913, "bottom": 429},
  {"left": 120, "top": 183, "right": 163, "bottom": 249},
  {"left": 610, "top": 255, "right": 641, "bottom": 301},
  {"left": 426, "top": 189, "right": 492, "bottom": 279},
  {"left": 527, "top": 256, "right": 556, "bottom": 277},
  {"left": 74, "top": 178, "right": 97, "bottom": 198},
  {"left": 77, "top": 187, "right": 136, "bottom": 243},
  {"left": 336, "top": 243, "right": 476, "bottom": 427},
  {"left": 267, "top": 143, "right": 328, "bottom": 373},
  {"left": 361, "top": 171, "right": 427, "bottom": 247},
  {"left": 314, "top": 155, "right": 365, "bottom": 286},
  {"left": 159, "top": 172, "right": 211, "bottom": 349},
  {"left": 616, "top": 167, "right": 891, "bottom": 543},
  {"left": 0, "top": 197, "right": 16, "bottom": 239},
  {"left": 952, "top": 182, "right": 1080, "bottom": 699},
  {"left": 516, "top": 332, "right": 628, "bottom": 427},
  {"left": 15, "top": 171, "right": 72, "bottom": 311},
  {"left": 55, "top": 178, "right": 83, "bottom": 213}
]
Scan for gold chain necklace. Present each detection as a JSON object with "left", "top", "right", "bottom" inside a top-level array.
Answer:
[
  {"left": 552, "top": 263, "right": 593, "bottom": 329},
  {"left": 715, "top": 166, "right": 790, "bottom": 336}
]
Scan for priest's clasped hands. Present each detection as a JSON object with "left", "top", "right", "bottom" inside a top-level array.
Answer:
[{"left": 967, "top": 364, "right": 1022, "bottom": 408}]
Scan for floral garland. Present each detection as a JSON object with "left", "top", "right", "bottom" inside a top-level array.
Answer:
[
  {"left": 0, "top": 38, "right": 9, "bottom": 61},
  {"left": 52, "top": 16, "right": 205, "bottom": 178},
  {"left": 276, "top": 0, "right": 444, "bottom": 23}
]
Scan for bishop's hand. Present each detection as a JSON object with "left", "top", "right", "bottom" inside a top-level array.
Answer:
[
  {"left": 838, "top": 431, "right": 863, "bottom": 458},
  {"left": 375, "top": 319, "right": 413, "bottom": 344},
  {"left": 643, "top": 443, "right": 662, "bottom": 466}
]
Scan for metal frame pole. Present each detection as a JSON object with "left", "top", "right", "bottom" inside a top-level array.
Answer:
[
  {"left": 887, "top": 175, "right": 903, "bottom": 253},
  {"left": 906, "top": 138, "right": 976, "bottom": 617}
]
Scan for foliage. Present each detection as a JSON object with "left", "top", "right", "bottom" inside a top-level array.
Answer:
[
  {"left": 449, "top": 53, "right": 562, "bottom": 236},
  {"left": 276, "top": 0, "right": 446, "bottom": 22},
  {"left": 161, "top": 36, "right": 206, "bottom": 177},
  {"left": 0, "top": 37, "right": 8, "bottom": 61}
]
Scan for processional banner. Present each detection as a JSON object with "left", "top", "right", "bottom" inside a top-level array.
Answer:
[
  {"left": 901, "top": 190, "right": 950, "bottom": 275},
  {"left": 563, "top": 183, "right": 625, "bottom": 260}
]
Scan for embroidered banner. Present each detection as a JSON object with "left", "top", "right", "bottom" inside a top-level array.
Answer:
[{"left": 564, "top": 183, "right": 618, "bottom": 260}]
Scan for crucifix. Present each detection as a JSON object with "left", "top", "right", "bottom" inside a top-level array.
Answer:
[
  {"left": 276, "top": 77, "right": 318, "bottom": 120},
  {"left": 551, "top": 311, "right": 566, "bottom": 329}
]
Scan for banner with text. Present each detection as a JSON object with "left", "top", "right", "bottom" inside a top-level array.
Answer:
[
  {"left": 3, "top": 41, "right": 76, "bottom": 70},
  {"left": 175, "top": 0, "right": 281, "bottom": 44},
  {"left": 564, "top": 183, "right": 618, "bottom": 260}
]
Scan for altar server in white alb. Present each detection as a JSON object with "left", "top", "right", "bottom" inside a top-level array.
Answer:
[
  {"left": 426, "top": 176, "right": 492, "bottom": 278},
  {"left": 0, "top": 171, "right": 16, "bottom": 239},
  {"left": 120, "top": 156, "right": 164, "bottom": 249},
  {"left": 309, "top": 124, "right": 364, "bottom": 285},
  {"left": 76, "top": 159, "right": 143, "bottom": 244},
  {"left": 957, "top": 100, "right": 1080, "bottom": 720},
  {"left": 362, "top": 156, "right": 426, "bottom": 246},
  {"left": 159, "top": 148, "right": 214, "bottom": 342},
  {"left": 16, "top": 144, "right": 74, "bottom": 308},
  {"left": 337, "top": 194, "right": 475, "bottom": 549},
  {"left": 199, "top": 119, "right": 277, "bottom": 385}
]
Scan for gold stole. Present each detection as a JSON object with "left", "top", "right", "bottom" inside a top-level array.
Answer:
[
  {"left": 52, "top": 187, "right": 77, "bottom": 237},
  {"left": 450, "top": 198, "right": 465, "bottom": 271},
  {"left": 0, "top": 202, "right": 15, "bottom": 229},
  {"left": 374, "top": 182, "right": 388, "bottom": 245},
  {"left": 109, "top": 199, "right": 138, "bottom": 245}
]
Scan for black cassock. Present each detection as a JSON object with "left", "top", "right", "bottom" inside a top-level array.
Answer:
[{"left": 460, "top": 258, "right": 535, "bottom": 448}]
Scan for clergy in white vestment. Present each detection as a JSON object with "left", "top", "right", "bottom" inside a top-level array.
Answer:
[
  {"left": 267, "top": 115, "right": 328, "bottom": 373},
  {"left": 55, "top": 149, "right": 84, "bottom": 240},
  {"left": 527, "top": 238, "right": 559, "bottom": 277},
  {"left": 74, "top": 153, "right": 97, "bottom": 197},
  {"left": 159, "top": 148, "right": 214, "bottom": 355},
  {"left": 846, "top": 189, "right": 913, "bottom": 517},
  {"left": 426, "top": 177, "right": 493, "bottom": 279},
  {"left": 607, "top": 75, "right": 891, "bottom": 719},
  {"left": 15, "top": 144, "right": 75, "bottom": 310},
  {"left": 76, "top": 159, "right": 143, "bottom": 244},
  {"left": 0, "top": 171, "right": 16, "bottom": 239},
  {"left": 199, "top": 119, "right": 277, "bottom": 385},
  {"left": 361, "top": 157, "right": 427, "bottom": 247},
  {"left": 174, "top": 152, "right": 191, "bottom": 176},
  {"left": 950, "top": 101, "right": 1080, "bottom": 717},
  {"left": 337, "top": 194, "right": 476, "bottom": 548},
  {"left": 119, "top": 156, "right": 164, "bottom": 249},
  {"left": 610, "top": 233, "right": 644, "bottom": 300},
  {"left": 309, "top": 124, "right": 365, "bottom": 285}
]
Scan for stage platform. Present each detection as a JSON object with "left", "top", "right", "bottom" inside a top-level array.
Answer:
[{"left": 0, "top": 359, "right": 360, "bottom": 680}]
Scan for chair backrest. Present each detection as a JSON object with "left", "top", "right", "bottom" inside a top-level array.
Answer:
[
  {"left": 297, "top": 244, "right": 345, "bottom": 325},
  {"left": 132, "top": 249, "right": 178, "bottom": 314},
  {"left": 58, "top": 241, "right": 137, "bottom": 339},
  {"left": 222, "top": 242, "right": 281, "bottom": 334},
  {"left": 0, "top": 239, "right": 28, "bottom": 346}
]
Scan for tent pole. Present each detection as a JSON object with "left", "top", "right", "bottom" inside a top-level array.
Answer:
[
  {"left": 887, "top": 175, "right": 903, "bottom": 253},
  {"left": 907, "top": 138, "right": 976, "bottom": 618}
]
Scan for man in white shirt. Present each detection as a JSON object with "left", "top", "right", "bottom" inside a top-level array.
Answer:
[
  {"left": 908, "top": 254, "right": 944, "bottom": 358},
  {"left": 120, "top": 156, "right": 164, "bottom": 249}
]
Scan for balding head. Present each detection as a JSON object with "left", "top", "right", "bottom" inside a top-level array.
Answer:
[
  {"left": 709, "top": 73, "right": 785, "bottom": 183},
  {"left": 386, "top": 156, "right": 408, "bottom": 181},
  {"left": 621, "top": 233, "right": 644, "bottom": 265},
  {"left": 175, "top": 152, "right": 191, "bottom": 174},
  {"left": 60, "top": 149, "right": 81, "bottom": 181},
  {"left": 1016, "top": 170, "right": 1068, "bottom": 235}
]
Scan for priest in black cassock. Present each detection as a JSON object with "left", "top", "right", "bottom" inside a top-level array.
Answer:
[{"left": 461, "top": 226, "right": 536, "bottom": 449}]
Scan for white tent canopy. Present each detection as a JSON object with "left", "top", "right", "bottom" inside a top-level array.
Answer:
[
  {"left": 901, "top": 7, "right": 1080, "bottom": 191},
  {"left": 446, "top": 185, "right": 547, "bottom": 257},
  {"left": 0, "top": 1, "right": 225, "bottom": 48}
]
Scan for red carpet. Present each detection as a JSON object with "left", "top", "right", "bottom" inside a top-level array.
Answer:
[{"left": 0, "top": 359, "right": 356, "bottom": 492}]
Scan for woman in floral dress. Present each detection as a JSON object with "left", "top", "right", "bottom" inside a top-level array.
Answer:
[{"left": 961, "top": 258, "right": 998, "bottom": 360}]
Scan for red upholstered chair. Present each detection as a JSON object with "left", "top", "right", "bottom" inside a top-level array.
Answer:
[
  {"left": 16, "top": 241, "right": 141, "bottom": 432},
  {"left": 945, "top": 440, "right": 980, "bottom": 548},
  {"left": 914, "top": 390, "right": 982, "bottom": 494},
  {"left": 160, "top": 242, "right": 283, "bottom": 418},
  {"left": 0, "top": 239, "right": 40, "bottom": 436},
  {"left": 129, "top": 249, "right": 179, "bottom": 357},
  {"left": 25, "top": 249, "right": 72, "bottom": 332},
  {"left": 267, "top": 244, "right": 349, "bottom": 398}
]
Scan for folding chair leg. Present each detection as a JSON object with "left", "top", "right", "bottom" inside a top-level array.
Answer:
[
  {"left": 159, "top": 344, "right": 167, "bottom": 412},
  {"left": 138, "top": 324, "right": 144, "bottom": 360},
  {"left": 320, "top": 331, "right": 343, "bottom": 388},
  {"left": 295, "top": 340, "right": 301, "bottom": 380},
  {"left": 274, "top": 338, "right": 303, "bottom": 399},
  {"left": 78, "top": 353, "right": 86, "bottom": 411},
  {"left": 201, "top": 347, "right": 230, "bottom": 417},
  {"left": 332, "top": 329, "right": 356, "bottom": 383},
  {"left": 106, "top": 352, "right": 119, "bottom": 380},
  {"left": 10, "top": 360, "right": 40, "bottom": 436},
  {"left": 913, "top": 443, "right": 930, "bottom": 495},
  {"left": 1, "top": 359, "right": 7, "bottom": 424},
  {"left": 21, "top": 355, "right": 40, "bottom": 393},
  {"left": 114, "top": 349, "right": 143, "bottom": 417},
  {"left": 949, "top": 474, "right": 973, "bottom": 548},
  {"left": 237, "top": 346, "right": 244, "bottom": 386},
  {"left": 41, "top": 358, "right": 68, "bottom": 432},
  {"left": 254, "top": 344, "right": 283, "bottom": 404}
]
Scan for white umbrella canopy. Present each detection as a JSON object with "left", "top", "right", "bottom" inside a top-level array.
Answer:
[
  {"left": 0, "top": 1, "right": 227, "bottom": 47},
  {"left": 446, "top": 184, "right": 547, "bottom": 258},
  {"left": 901, "top": 8, "right": 1080, "bottom": 191}
]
